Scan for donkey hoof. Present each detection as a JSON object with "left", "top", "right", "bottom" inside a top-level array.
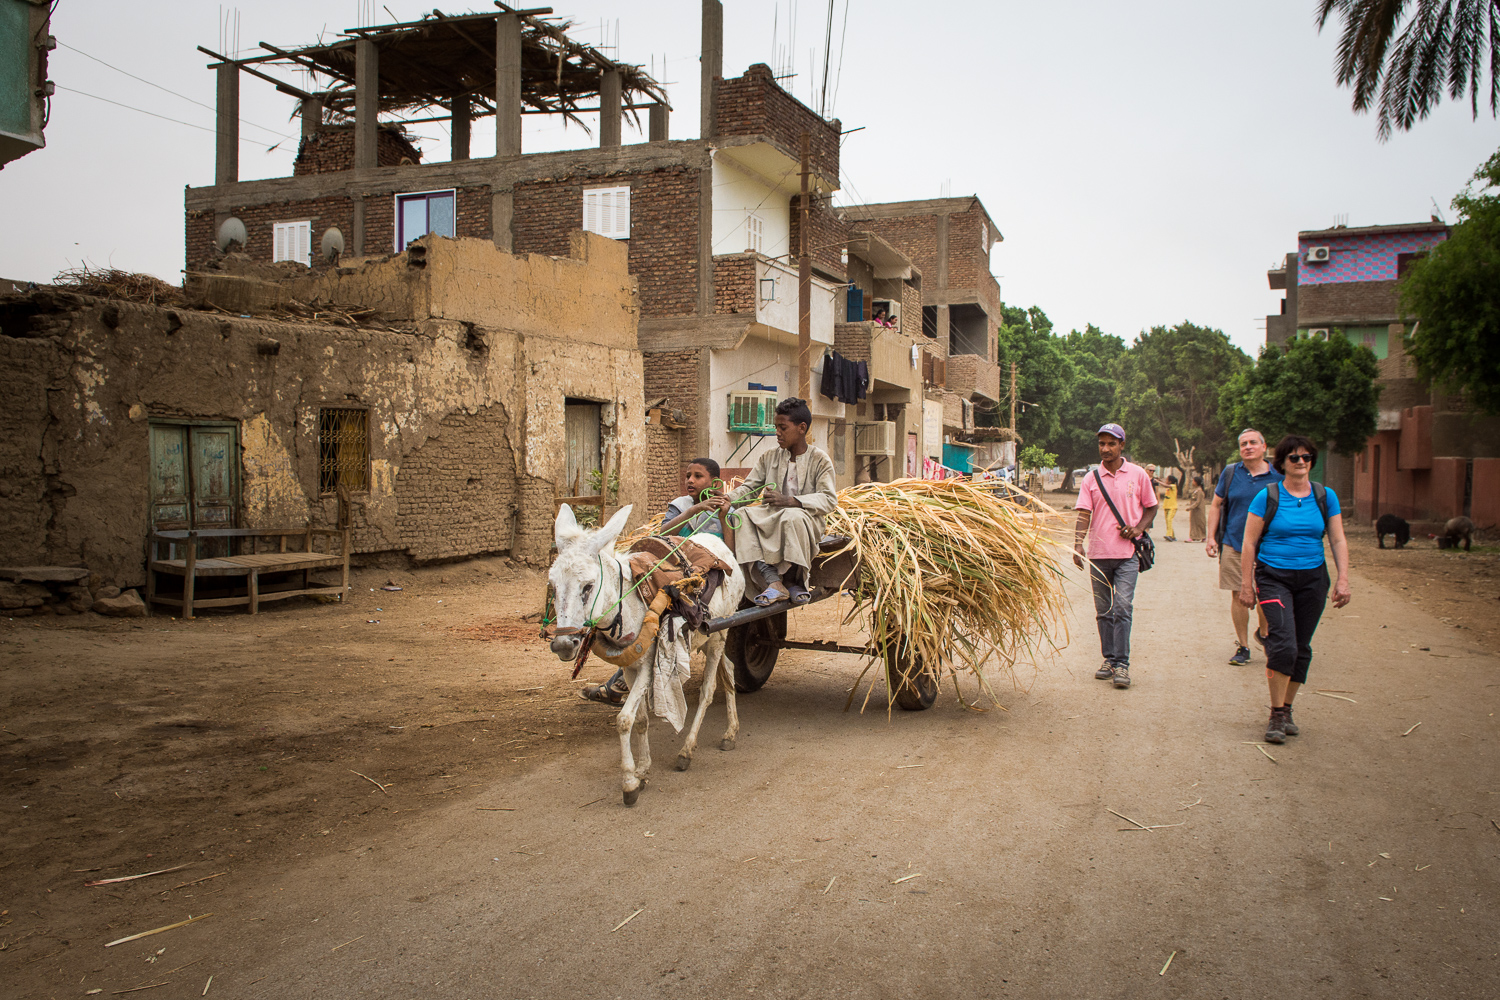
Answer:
[
  {"left": 675, "top": 754, "right": 692, "bottom": 771},
  {"left": 623, "top": 786, "right": 640, "bottom": 807},
  {"left": 719, "top": 737, "right": 736, "bottom": 751}
]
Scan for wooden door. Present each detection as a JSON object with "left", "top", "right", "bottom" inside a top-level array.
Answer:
[
  {"left": 149, "top": 422, "right": 239, "bottom": 534},
  {"left": 149, "top": 424, "right": 191, "bottom": 531},
  {"left": 564, "top": 401, "right": 602, "bottom": 496}
]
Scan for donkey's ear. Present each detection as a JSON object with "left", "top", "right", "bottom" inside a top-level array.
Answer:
[
  {"left": 584, "top": 504, "right": 633, "bottom": 556},
  {"left": 555, "top": 503, "right": 584, "bottom": 551}
]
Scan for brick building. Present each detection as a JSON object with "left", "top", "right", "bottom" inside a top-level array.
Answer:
[
  {"left": 183, "top": 2, "right": 958, "bottom": 510},
  {"left": 841, "top": 197, "right": 1005, "bottom": 473},
  {"left": 1264, "top": 221, "right": 1499, "bottom": 527}
]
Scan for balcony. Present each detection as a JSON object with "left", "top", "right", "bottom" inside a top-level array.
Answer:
[{"left": 945, "top": 354, "right": 1001, "bottom": 404}]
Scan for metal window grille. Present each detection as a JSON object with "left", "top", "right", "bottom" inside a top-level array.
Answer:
[{"left": 319, "top": 407, "right": 369, "bottom": 495}]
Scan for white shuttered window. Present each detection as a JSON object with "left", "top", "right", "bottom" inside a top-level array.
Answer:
[
  {"left": 582, "top": 185, "right": 631, "bottom": 240},
  {"left": 746, "top": 212, "right": 764, "bottom": 253},
  {"left": 273, "top": 221, "right": 312, "bottom": 266}
]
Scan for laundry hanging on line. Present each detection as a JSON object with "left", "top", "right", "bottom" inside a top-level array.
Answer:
[{"left": 819, "top": 350, "right": 868, "bottom": 405}]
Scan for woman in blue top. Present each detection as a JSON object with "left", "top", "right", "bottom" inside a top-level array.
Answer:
[{"left": 1238, "top": 434, "right": 1352, "bottom": 745}]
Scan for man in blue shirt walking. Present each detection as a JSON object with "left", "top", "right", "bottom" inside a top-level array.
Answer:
[{"left": 1204, "top": 429, "right": 1282, "bottom": 665}]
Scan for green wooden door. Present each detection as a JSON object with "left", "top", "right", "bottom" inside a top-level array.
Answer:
[{"left": 149, "top": 422, "right": 238, "bottom": 532}]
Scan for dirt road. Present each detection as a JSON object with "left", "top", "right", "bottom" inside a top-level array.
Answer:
[{"left": 3, "top": 527, "right": 1498, "bottom": 998}]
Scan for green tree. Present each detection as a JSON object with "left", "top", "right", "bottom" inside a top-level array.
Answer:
[
  {"left": 991, "top": 306, "right": 1076, "bottom": 447},
  {"left": 1400, "top": 147, "right": 1500, "bottom": 413},
  {"left": 1317, "top": 0, "right": 1500, "bottom": 140},
  {"left": 1050, "top": 324, "right": 1126, "bottom": 487},
  {"left": 1115, "top": 322, "right": 1249, "bottom": 469},
  {"left": 1018, "top": 444, "right": 1059, "bottom": 471},
  {"left": 1218, "top": 335, "right": 1380, "bottom": 455}
]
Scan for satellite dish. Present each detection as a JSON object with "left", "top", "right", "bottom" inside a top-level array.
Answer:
[
  {"left": 321, "top": 227, "right": 345, "bottom": 260},
  {"left": 216, "top": 217, "right": 247, "bottom": 252}
]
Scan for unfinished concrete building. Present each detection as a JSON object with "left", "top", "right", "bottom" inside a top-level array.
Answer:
[
  {"left": 183, "top": 3, "right": 951, "bottom": 511},
  {"left": 0, "top": 234, "right": 646, "bottom": 587}
]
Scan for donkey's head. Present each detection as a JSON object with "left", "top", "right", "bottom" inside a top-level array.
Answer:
[{"left": 547, "top": 504, "right": 633, "bottom": 660}]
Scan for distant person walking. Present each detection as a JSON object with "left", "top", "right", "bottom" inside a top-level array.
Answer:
[
  {"left": 1072, "top": 423, "right": 1158, "bottom": 690},
  {"left": 1160, "top": 475, "right": 1179, "bottom": 541},
  {"left": 1205, "top": 429, "right": 1282, "bottom": 666},
  {"left": 1186, "top": 474, "right": 1208, "bottom": 542},
  {"left": 1238, "top": 434, "right": 1351, "bottom": 743}
]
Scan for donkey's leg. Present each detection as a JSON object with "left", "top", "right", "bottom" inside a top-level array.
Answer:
[
  {"left": 635, "top": 703, "right": 652, "bottom": 780},
  {"left": 616, "top": 668, "right": 650, "bottom": 806},
  {"left": 676, "top": 638, "right": 720, "bottom": 771},
  {"left": 712, "top": 635, "right": 740, "bottom": 751}
]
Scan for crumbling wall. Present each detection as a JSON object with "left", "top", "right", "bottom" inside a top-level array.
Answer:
[{"left": 0, "top": 236, "right": 648, "bottom": 583}]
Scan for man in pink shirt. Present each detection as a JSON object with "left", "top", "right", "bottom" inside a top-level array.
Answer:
[{"left": 1072, "top": 423, "right": 1158, "bottom": 689}]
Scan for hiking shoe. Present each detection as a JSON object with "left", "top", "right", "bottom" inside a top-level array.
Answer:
[
  {"left": 1264, "top": 707, "right": 1287, "bottom": 744},
  {"left": 1095, "top": 660, "right": 1115, "bottom": 680},
  {"left": 1281, "top": 704, "right": 1299, "bottom": 736},
  {"left": 1251, "top": 628, "right": 1267, "bottom": 650},
  {"left": 1111, "top": 666, "right": 1131, "bottom": 689},
  {"left": 1229, "top": 645, "right": 1251, "bottom": 666}
]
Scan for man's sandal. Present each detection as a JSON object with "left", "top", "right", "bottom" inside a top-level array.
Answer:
[
  {"left": 787, "top": 581, "right": 812, "bottom": 606},
  {"left": 751, "top": 583, "right": 790, "bottom": 607}
]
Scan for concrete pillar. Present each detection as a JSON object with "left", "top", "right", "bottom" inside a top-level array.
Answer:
[
  {"left": 352, "top": 197, "right": 366, "bottom": 257},
  {"left": 215, "top": 62, "right": 239, "bottom": 185},
  {"left": 934, "top": 214, "right": 949, "bottom": 289},
  {"left": 495, "top": 13, "right": 522, "bottom": 157},
  {"left": 700, "top": 0, "right": 722, "bottom": 139},
  {"left": 299, "top": 95, "right": 323, "bottom": 140},
  {"left": 649, "top": 103, "right": 669, "bottom": 141},
  {"left": 354, "top": 39, "right": 378, "bottom": 169},
  {"left": 451, "top": 94, "right": 471, "bottom": 161},
  {"left": 600, "top": 70, "right": 622, "bottom": 147},
  {"left": 936, "top": 305, "right": 951, "bottom": 358},
  {"left": 697, "top": 169, "right": 714, "bottom": 315},
  {"left": 491, "top": 189, "right": 514, "bottom": 252}
]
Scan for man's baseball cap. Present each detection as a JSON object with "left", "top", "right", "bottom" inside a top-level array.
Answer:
[{"left": 1097, "top": 422, "right": 1126, "bottom": 441}]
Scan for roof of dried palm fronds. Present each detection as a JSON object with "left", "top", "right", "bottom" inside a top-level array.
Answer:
[
  {"left": 52, "top": 265, "right": 183, "bottom": 306},
  {"left": 825, "top": 478, "right": 1068, "bottom": 712}
]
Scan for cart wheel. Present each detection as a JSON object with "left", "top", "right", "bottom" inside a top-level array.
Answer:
[
  {"left": 727, "top": 611, "right": 786, "bottom": 692},
  {"left": 887, "top": 639, "right": 938, "bottom": 711}
]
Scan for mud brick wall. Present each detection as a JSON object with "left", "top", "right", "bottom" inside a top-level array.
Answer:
[
  {"left": 643, "top": 348, "right": 702, "bottom": 498},
  {"left": 834, "top": 322, "right": 872, "bottom": 363},
  {"left": 646, "top": 423, "right": 683, "bottom": 514},
  {"left": 790, "top": 194, "right": 848, "bottom": 278},
  {"left": 714, "top": 256, "right": 755, "bottom": 314},
  {"left": 293, "top": 126, "right": 423, "bottom": 176},
  {"left": 186, "top": 195, "right": 357, "bottom": 273},
  {"left": 395, "top": 404, "right": 518, "bottom": 562},
  {"left": 855, "top": 215, "right": 939, "bottom": 286},
  {"left": 513, "top": 167, "right": 700, "bottom": 317},
  {"left": 716, "top": 64, "right": 839, "bottom": 181},
  {"left": 944, "top": 206, "right": 990, "bottom": 291},
  {"left": 901, "top": 281, "right": 923, "bottom": 342},
  {"left": 1298, "top": 280, "right": 1400, "bottom": 323}
]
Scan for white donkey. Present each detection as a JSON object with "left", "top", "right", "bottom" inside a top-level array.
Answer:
[{"left": 548, "top": 504, "right": 747, "bottom": 806}]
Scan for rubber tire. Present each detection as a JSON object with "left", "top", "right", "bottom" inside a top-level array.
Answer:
[
  {"left": 727, "top": 611, "right": 786, "bottom": 692},
  {"left": 888, "top": 639, "right": 938, "bottom": 711}
]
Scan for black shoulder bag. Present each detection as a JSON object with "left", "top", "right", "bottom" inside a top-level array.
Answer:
[{"left": 1093, "top": 469, "right": 1155, "bottom": 572}]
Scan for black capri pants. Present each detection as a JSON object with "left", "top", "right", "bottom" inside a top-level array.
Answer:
[{"left": 1254, "top": 561, "right": 1330, "bottom": 685}]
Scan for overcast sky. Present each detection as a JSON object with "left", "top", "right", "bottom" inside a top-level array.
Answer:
[{"left": 3, "top": 0, "right": 1494, "bottom": 357}]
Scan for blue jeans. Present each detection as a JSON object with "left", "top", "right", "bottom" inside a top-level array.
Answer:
[{"left": 1089, "top": 557, "right": 1139, "bottom": 669}]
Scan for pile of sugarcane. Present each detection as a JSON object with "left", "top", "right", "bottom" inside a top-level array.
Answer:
[{"left": 825, "top": 478, "right": 1068, "bottom": 710}]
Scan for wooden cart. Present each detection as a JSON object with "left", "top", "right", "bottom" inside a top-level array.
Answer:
[{"left": 701, "top": 537, "right": 938, "bottom": 711}]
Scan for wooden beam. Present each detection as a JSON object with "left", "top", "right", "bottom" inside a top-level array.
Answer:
[{"left": 198, "top": 46, "right": 315, "bottom": 100}]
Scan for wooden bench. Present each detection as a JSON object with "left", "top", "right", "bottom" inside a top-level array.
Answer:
[{"left": 146, "top": 526, "right": 350, "bottom": 618}]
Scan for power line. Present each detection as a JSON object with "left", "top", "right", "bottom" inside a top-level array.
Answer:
[
  {"left": 829, "top": 0, "right": 851, "bottom": 119},
  {"left": 58, "top": 41, "right": 297, "bottom": 142},
  {"left": 53, "top": 85, "right": 286, "bottom": 151}
]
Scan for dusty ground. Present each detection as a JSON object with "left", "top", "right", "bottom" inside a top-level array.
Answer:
[{"left": 2, "top": 519, "right": 1498, "bottom": 999}]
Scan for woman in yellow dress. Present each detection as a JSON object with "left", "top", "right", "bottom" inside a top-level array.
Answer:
[{"left": 1160, "top": 475, "right": 1179, "bottom": 541}]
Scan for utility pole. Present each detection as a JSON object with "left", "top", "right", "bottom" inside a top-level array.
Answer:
[
  {"left": 797, "top": 131, "right": 811, "bottom": 401},
  {"left": 1009, "top": 361, "right": 1018, "bottom": 433}
]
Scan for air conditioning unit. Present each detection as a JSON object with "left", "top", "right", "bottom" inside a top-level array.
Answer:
[
  {"left": 1308, "top": 328, "right": 1331, "bottom": 340},
  {"left": 1307, "top": 246, "right": 1331, "bottom": 263},
  {"left": 727, "top": 390, "right": 778, "bottom": 435},
  {"left": 854, "top": 421, "right": 897, "bottom": 457}
]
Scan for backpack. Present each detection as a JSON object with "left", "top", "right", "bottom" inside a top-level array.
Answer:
[
  {"left": 1262, "top": 482, "right": 1330, "bottom": 535},
  {"left": 1214, "top": 462, "right": 1241, "bottom": 546}
]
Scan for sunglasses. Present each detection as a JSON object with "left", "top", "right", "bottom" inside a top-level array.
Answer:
[{"left": 1285, "top": 454, "right": 1314, "bottom": 464}]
